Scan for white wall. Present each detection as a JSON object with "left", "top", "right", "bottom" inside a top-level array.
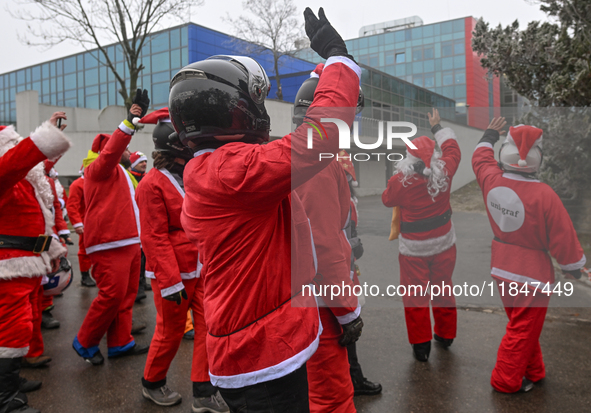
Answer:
[{"left": 16, "top": 91, "right": 483, "bottom": 192}]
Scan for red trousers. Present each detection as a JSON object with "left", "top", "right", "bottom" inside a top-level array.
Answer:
[
  {"left": 78, "top": 232, "right": 92, "bottom": 273},
  {"left": 26, "top": 282, "right": 45, "bottom": 357},
  {"left": 77, "top": 244, "right": 140, "bottom": 350},
  {"left": 399, "top": 245, "right": 457, "bottom": 344},
  {"left": 491, "top": 280, "right": 550, "bottom": 393},
  {"left": 144, "top": 277, "right": 209, "bottom": 384},
  {"left": 307, "top": 307, "right": 355, "bottom": 413},
  {"left": 0, "top": 277, "right": 40, "bottom": 357}
]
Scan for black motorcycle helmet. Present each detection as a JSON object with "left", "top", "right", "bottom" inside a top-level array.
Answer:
[
  {"left": 292, "top": 76, "right": 365, "bottom": 126},
  {"left": 139, "top": 108, "right": 194, "bottom": 160},
  {"left": 169, "top": 55, "right": 271, "bottom": 147}
]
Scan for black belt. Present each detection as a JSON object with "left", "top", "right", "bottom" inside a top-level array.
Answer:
[
  {"left": 400, "top": 209, "right": 452, "bottom": 234},
  {"left": 0, "top": 234, "right": 53, "bottom": 254}
]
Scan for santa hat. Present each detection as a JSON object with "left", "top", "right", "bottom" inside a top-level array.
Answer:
[
  {"left": 406, "top": 136, "right": 436, "bottom": 176},
  {"left": 91, "top": 133, "right": 112, "bottom": 153},
  {"left": 337, "top": 150, "right": 356, "bottom": 181},
  {"left": 139, "top": 108, "right": 171, "bottom": 125},
  {"left": 505, "top": 125, "right": 543, "bottom": 167},
  {"left": 130, "top": 151, "right": 147, "bottom": 169},
  {"left": 309, "top": 63, "right": 325, "bottom": 79}
]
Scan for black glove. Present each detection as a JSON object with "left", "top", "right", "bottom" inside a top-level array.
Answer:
[
  {"left": 339, "top": 316, "right": 363, "bottom": 346},
  {"left": 127, "top": 89, "right": 150, "bottom": 123},
  {"left": 304, "top": 8, "right": 353, "bottom": 61},
  {"left": 59, "top": 234, "right": 74, "bottom": 245},
  {"left": 413, "top": 160, "right": 426, "bottom": 175},
  {"left": 479, "top": 129, "right": 500, "bottom": 146},
  {"left": 563, "top": 269, "right": 583, "bottom": 280},
  {"left": 350, "top": 237, "right": 364, "bottom": 260},
  {"left": 163, "top": 288, "right": 188, "bottom": 305}
]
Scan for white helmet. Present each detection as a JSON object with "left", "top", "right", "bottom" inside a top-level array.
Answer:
[
  {"left": 43, "top": 257, "right": 73, "bottom": 296},
  {"left": 499, "top": 125, "right": 543, "bottom": 174}
]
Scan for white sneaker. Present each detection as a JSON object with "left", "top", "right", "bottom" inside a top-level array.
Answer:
[
  {"left": 142, "top": 385, "right": 182, "bottom": 406},
  {"left": 192, "top": 391, "right": 229, "bottom": 413}
]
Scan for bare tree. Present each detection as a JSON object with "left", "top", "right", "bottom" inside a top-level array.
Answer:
[
  {"left": 12, "top": 0, "right": 202, "bottom": 108},
  {"left": 225, "top": 0, "right": 304, "bottom": 101}
]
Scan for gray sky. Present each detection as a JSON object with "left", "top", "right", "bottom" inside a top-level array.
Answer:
[{"left": 0, "top": 0, "right": 549, "bottom": 74}]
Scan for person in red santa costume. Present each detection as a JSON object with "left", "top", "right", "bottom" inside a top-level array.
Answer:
[
  {"left": 66, "top": 167, "right": 96, "bottom": 287},
  {"left": 175, "top": 8, "right": 361, "bottom": 412},
  {"left": 72, "top": 89, "right": 151, "bottom": 365},
  {"left": 382, "top": 109, "right": 461, "bottom": 362},
  {"left": 0, "top": 112, "right": 70, "bottom": 413},
  {"left": 292, "top": 73, "right": 363, "bottom": 413},
  {"left": 136, "top": 108, "right": 229, "bottom": 412},
  {"left": 472, "top": 118, "right": 586, "bottom": 393}
]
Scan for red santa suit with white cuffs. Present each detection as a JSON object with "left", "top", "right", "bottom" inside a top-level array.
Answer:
[
  {"left": 0, "top": 123, "right": 69, "bottom": 359},
  {"left": 472, "top": 125, "right": 586, "bottom": 393},
  {"left": 67, "top": 176, "right": 92, "bottom": 273},
  {"left": 296, "top": 159, "right": 359, "bottom": 413},
  {"left": 74, "top": 124, "right": 142, "bottom": 358},
  {"left": 382, "top": 130, "right": 461, "bottom": 345},
  {"left": 181, "top": 57, "right": 361, "bottom": 389},
  {"left": 135, "top": 111, "right": 210, "bottom": 392}
]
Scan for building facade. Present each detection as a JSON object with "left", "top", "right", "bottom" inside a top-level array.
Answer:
[{"left": 297, "top": 16, "right": 501, "bottom": 129}]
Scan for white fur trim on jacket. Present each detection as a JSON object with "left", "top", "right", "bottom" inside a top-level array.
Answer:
[
  {"left": 434, "top": 127, "right": 457, "bottom": 147},
  {"left": 398, "top": 223, "right": 456, "bottom": 257},
  {"left": 559, "top": 254, "right": 587, "bottom": 272},
  {"left": 0, "top": 346, "right": 29, "bottom": 358},
  {"left": 30, "top": 121, "right": 71, "bottom": 161},
  {"left": 0, "top": 125, "right": 21, "bottom": 157}
]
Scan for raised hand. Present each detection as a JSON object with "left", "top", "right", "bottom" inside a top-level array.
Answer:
[
  {"left": 49, "top": 111, "right": 67, "bottom": 131},
  {"left": 487, "top": 117, "right": 507, "bottom": 135},
  {"left": 303, "top": 7, "right": 350, "bottom": 60},
  {"left": 428, "top": 108, "right": 440, "bottom": 127}
]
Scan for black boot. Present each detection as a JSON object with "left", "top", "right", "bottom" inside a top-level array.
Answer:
[
  {"left": 41, "top": 310, "right": 60, "bottom": 329},
  {"left": 0, "top": 358, "right": 39, "bottom": 413},
  {"left": 135, "top": 282, "right": 147, "bottom": 303},
  {"left": 412, "top": 341, "right": 431, "bottom": 362},
  {"left": 433, "top": 334, "right": 454, "bottom": 348},
  {"left": 80, "top": 271, "right": 96, "bottom": 287}
]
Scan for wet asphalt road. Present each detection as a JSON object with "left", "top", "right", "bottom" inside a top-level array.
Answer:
[{"left": 24, "top": 196, "right": 591, "bottom": 413}]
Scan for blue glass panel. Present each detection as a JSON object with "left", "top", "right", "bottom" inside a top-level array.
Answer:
[
  {"left": 85, "top": 68, "right": 99, "bottom": 86},
  {"left": 42, "top": 79, "right": 49, "bottom": 94},
  {"left": 441, "top": 21, "right": 453, "bottom": 34},
  {"left": 423, "top": 25, "right": 434, "bottom": 37},
  {"left": 26, "top": 68, "right": 31, "bottom": 84},
  {"left": 442, "top": 57, "right": 453, "bottom": 70},
  {"left": 394, "top": 31, "right": 404, "bottom": 43},
  {"left": 32, "top": 81, "right": 40, "bottom": 92},
  {"left": 17, "top": 85, "right": 25, "bottom": 93},
  {"left": 65, "top": 98, "right": 76, "bottom": 107},
  {"left": 455, "top": 71, "right": 466, "bottom": 84},
  {"left": 454, "top": 85, "right": 466, "bottom": 98},
  {"left": 453, "top": 31, "right": 465, "bottom": 40},
  {"left": 57, "top": 77, "right": 63, "bottom": 92},
  {"left": 423, "top": 60, "right": 434, "bottom": 72},
  {"left": 42, "top": 64, "right": 49, "bottom": 78},
  {"left": 85, "top": 52, "right": 98, "bottom": 68},
  {"left": 412, "top": 61, "right": 423, "bottom": 73},
  {"left": 424, "top": 74, "right": 434, "bottom": 88},
  {"left": 152, "top": 82, "right": 169, "bottom": 105},
  {"left": 423, "top": 47, "right": 434, "bottom": 59},
  {"left": 152, "top": 71, "right": 169, "bottom": 83},
  {"left": 170, "top": 28, "right": 180, "bottom": 49},
  {"left": 181, "top": 26, "right": 188, "bottom": 47},
  {"left": 86, "top": 94, "right": 99, "bottom": 109},
  {"left": 108, "top": 83, "right": 117, "bottom": 105},
  {"left": 369, "top": 55, "right": 378, "bottom": 67},
  {"left": 107, "top": 46, "right": 115, "bottom": 62},
  {"left": 78, "top": 72, "right": 84, "bottom": 87},
  {"left": 99, "top": 67, "right": 107, "bottom": 83},
  {"left": 443, "top": 71, "right": 454, "bottom": 86},
  {"left": 64, "top": 74, "right": 76, "bottom": 89},
  {"left": 181, "top": 48, "right": 188, "bottom": 66},
  {"left": 77, "top": 55, "right": 84, "bottom": 71},
  {"left": 152, "top": 52, "right": 170, "bottom": 73},
  {"left": 405, "top": 30, "right": 412, "bottom": 41},
  {"left": 17, "top": 71, "right": 25, "bottom": 85},
  {"left": 65, "top": 90, "right": 76, "bottom": 99},
  {"left": 100, "top": 83, "right": 107, "bottom": 93},
  {"left": 433, "top": 24, "right": 441, "bottom": 36},
  {"left": 454, "top": 55, "right": 465, "bottom": 69},
  {"left": 385, "top": 54, "right": 394, "bottom": 65},
  {"left": 142, "top": 56, "right": 151, "bottom": 72},
  {"left": 412, "top": 48, "right": 422, "bottom": 61},
  {"left": 171, "top": 49, "right": 181, "bottom": 69},
  {"left": 64, "top": 57, "right": 76, "bottom": 74},
  {"left": 435, "top": 59, "right": 442, "bottom": 71},
  {"left": 413, "top": 75, "right": 423, "bottom": 87},
  {"left": 395, "top": 52, "right": 405, "bottom": 63},
  {"left": 453, "top": 19, "right": 465, "bottom": 33},
  {"left": 454, "top": 40, "right": 464, "bottom": 55},
  {"left": 100, "top": 93, "right": 107, "bottom": 107},
  {"left": 369, "top": 36, "right": 378, "bottom": 47},
  {"left": 86, "top": 85, "right": 99, "bottom": 95}
]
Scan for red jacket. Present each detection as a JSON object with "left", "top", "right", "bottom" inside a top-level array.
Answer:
[
  {"left": 295, "top": 160, "right": 360, "bottom": 323},
  {"left": 382, "top": 128, "right": 461, "bottom": 256},
  {"left": 83, "top": 126, "right": 141, "bottom": 254},
  {"left": 181, "top": 57, "right": 361, "bottom": 388},
  {"left": 0, "top": 123, "right": 70, "bottom": 279},
  {"left": 472, "top": 138, "right": 586, "bottom": 287},
  {"left": 136, "top": 168, "right": 200, "bottom": 297},
  {"left": 67, "top": 177, "right": 85, "bottom": 229}
]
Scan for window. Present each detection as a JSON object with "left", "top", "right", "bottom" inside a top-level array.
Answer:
[
  {"left": 423, "top": 47, "right": 434, "bottom": 60},
  {"left": 152, "top": 52, "right": 170, "bottom": 73},
  {"left": 385, "top": 54, "right": 394, "bottom": 65},
  {"left": 455, "top": 71, "right": 466, "bottom": 84},
  {"left": 64, "top": 57, "right": 76, "bottom": 74},
  {"left": 152, "top": 82, "right": 169, "bottom": 105},
  {"left": 170, "top": 29, "right": 180, "bottom": 49},
  {"left": 85, "top": 69, "right": 99, "bottom": 86},
  {"left": 413, "top": 74, "right": 423, "bottom": 87},
  {"left": 424, "top": 74, "right": 435, "bottom": 88},
  {"left": 151, "top": 32, "right": 169, "bottom": 53},
  {"left": 85, "top": 52, "right": 99, "bottom": 69},
  {"left": 395, "top": 52, "right": 405, "bottom": 64},
  {"left": 443, "top": 71, "right": 454, "bottom": 86},
  {"left": 454, "top": 40, "right": 464, "bottom": 55},
  {"left": 442, "top": 41, "right": 453, "bottom": 57},
  {"left": 171, "top": 49, "right": 181, "bottom": 69},
  {"left": 369, "top": 55, "right": 378, "bottom": 67},
  {"left": 412, "top": 47, "right": 422, "bottom": 61},
  {"left": 64, "top": 74, "right": 76, "bottom": 89}
]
